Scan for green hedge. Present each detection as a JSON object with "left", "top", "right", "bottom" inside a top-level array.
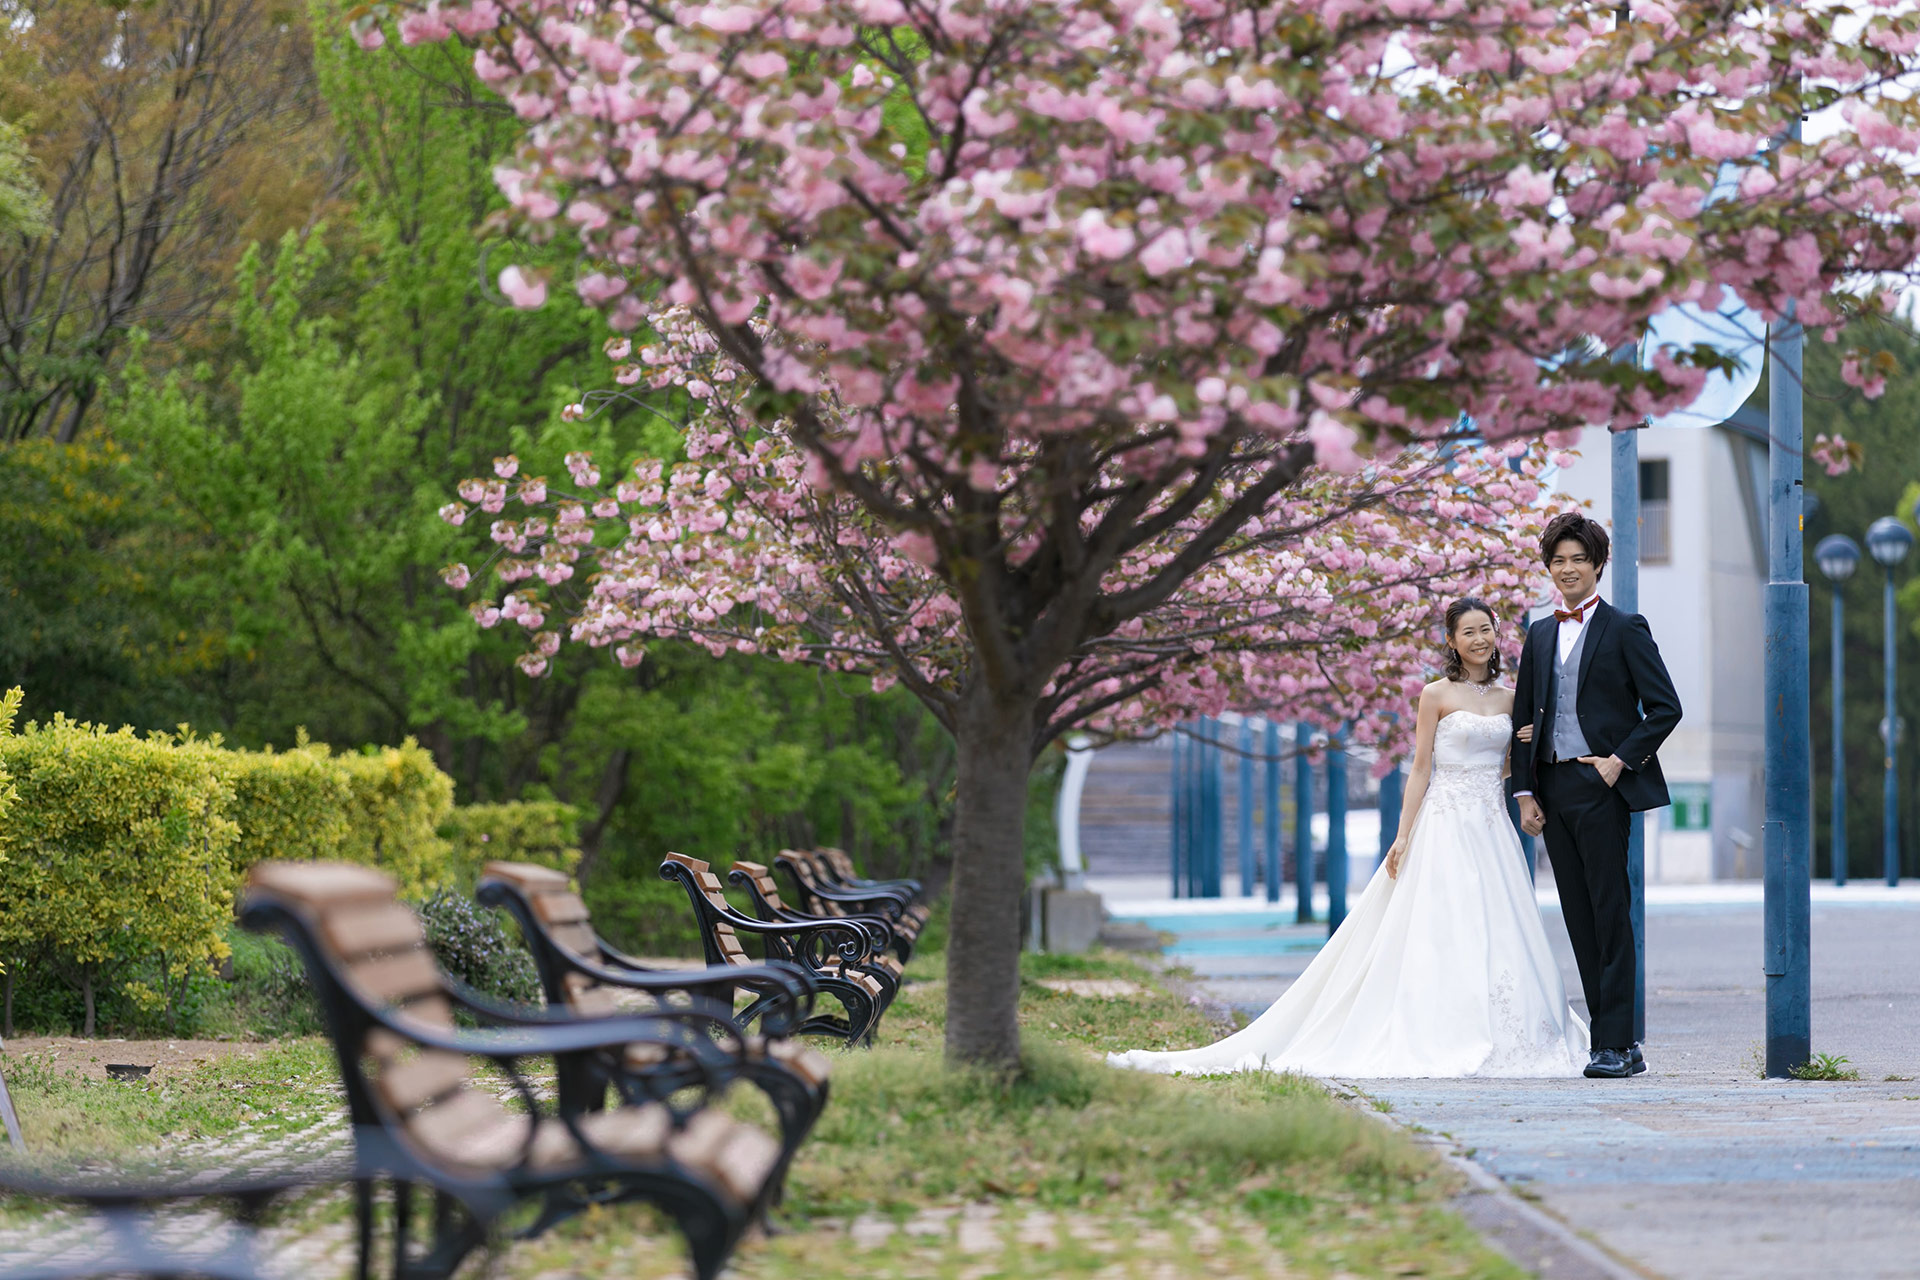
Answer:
[
  {"left": 0, "top": 702, "right": 578, "bottom": 1035},
  {"left": 218, "top": 737, "right": 354, "bottom": 874},
  {"left": 333, "top": 742, "right": 455, "bottom": 895},
  {"left": 0, "top": 715, "right": 238, "bottom": 1035},
  {"left": 440, "top": 799, "right": 582, "bottom": 887}
]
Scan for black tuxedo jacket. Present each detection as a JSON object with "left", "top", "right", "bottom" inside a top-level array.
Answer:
[{"left": 1506, "top": 598, "right": 1683, "bottom": 813}]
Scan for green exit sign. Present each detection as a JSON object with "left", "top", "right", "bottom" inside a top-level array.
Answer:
[{"left": 1669, "top": 782, "right": 1711, "bottom": 833}]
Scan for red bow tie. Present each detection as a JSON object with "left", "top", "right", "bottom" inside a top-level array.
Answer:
[{"left": 1555, "top": 604, "right": 1587, "bottom": 624}]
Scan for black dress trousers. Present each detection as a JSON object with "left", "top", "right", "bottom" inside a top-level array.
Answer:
[{"left": 1536, "top": 759, "right": 1635, "bottom": 1050}]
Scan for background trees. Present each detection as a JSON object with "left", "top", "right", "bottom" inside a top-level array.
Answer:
[
  {"left": 1804, "top": 328, "right": 1920, "bottom": 883},
  {"left": 0, "top": 0, "right": 334, "bottom": 443},
  {"left": 0, "top": 0, "right": 953, "bottom": 1033}
]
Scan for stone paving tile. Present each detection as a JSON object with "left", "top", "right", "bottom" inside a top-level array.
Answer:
[{"left": 1167, "top": 899, "right": 1920, "bottom": 1280}]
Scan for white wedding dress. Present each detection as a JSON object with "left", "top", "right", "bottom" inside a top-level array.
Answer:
[{"left": 1109, "top": 710, "right": 1587, "bottom": 1079}]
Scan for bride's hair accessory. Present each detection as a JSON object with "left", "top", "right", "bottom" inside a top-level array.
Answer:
[{"left": 1443, "top": 596, "right": 1502, "bottom": 686}]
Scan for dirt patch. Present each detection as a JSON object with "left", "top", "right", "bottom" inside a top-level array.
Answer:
[{"left": 0, "top": 1037, "right": 280, "bottom": 1082}]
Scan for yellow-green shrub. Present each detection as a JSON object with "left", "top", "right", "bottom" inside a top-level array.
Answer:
[
  {"left": 440, "top": 799, "right": 583, "bottom": 887},
  {"left": 333, "top": 739, "right": 454, "bottom": 895},
  {"left": 0, "top": 688, "right": 19, "bottom": 975},
  {"left": 0, "top": 716, "right": 237, "bottom": 1035},
  {"left": 219, "top": 738, "right": 354, "bottom": 875}
]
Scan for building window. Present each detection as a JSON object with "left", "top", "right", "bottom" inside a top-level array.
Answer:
[{"left": 1640, "top": 458, "right": 1671, "bottom": 564}]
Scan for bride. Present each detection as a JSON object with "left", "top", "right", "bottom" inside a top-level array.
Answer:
[{"left": 1109, "top": 597, "right": 1588, "bottom": 1079}]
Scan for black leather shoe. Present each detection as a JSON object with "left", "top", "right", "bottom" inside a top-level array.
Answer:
[
  {"left": 1584, "top": 1048, "right": 1634, "bottom": 1078},
  {"left": 1629, "top": 1044, "right": 1648, "bottom": 1075}
]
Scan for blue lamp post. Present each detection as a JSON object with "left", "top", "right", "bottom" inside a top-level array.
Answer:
[
  {"left": 1815, "top": 535, "right": 1860, "bottom": 887},
  {"left": 1294, "top": 722, "right": 1315, "bottom": 923},
  {"left": 1865, "top": 517, "right": 1912, "bottom": 887}
]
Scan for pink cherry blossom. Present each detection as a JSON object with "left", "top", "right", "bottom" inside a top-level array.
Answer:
[{"left": 498, "top": 265, "right": 547, "bottom": 309}]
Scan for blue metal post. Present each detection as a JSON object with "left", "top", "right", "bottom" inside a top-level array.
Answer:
[
  {"left": 1833, "top": 588, "right": 1848, "bottom": 887},
  {"left": 1611, "top": 425, "right": 1646, "bottom": 1045},
  {"left": 1202, "top": 717, "right": 1224, "bottom": 898},
  {"left": 1763, "top": 301, "right": 1812, "bottom": 1077},
  {"left": 1294, "top": 722, "right": 1315, "bottom": 923},
  {"left": 1326, "top": 731, "right": 1348, "bottom": 932},
  {"left": 1193, "top": 719, "right": 1209, "bottom": 899},
  {"left": 1883, "top": 568, "right": 1901, "bottom": 888},
  {"left": 1376, "top": 764, "right": 1402, "bottom": 876},
  {"left": 1239, "top": 718, "right": 1256, "bottom": 897},
  {"left": 1263, "top": 718, "right": 1282, "bottom": 902},
  {"left": 1170, "top": 726, "right": 1186, "bottom": 898}
]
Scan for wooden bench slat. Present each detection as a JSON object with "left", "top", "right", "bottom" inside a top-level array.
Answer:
[
  {"left": 481, "top": 860, "right": 571, "bottom": 890},
  {"left": 376, "top": 1050, "right": 470, "bottom": 1114},
  {"left": 669, "top": 1111, "right": 783, "bottom": 1205},
  {"left": 546, "top": 921, "right": 598, "bottom": 956},
  {"left": 346, "top": 948, "right": 443, "bottom": 1004},
  {"left": 404, "top": 1090, "right": 521, "bottom": 1170},
  {"left": 562, "top": 972, "right": 620, "bottom": 1017},
  {"left": 531, "top": 891, "right": 592, "bottom": 927},
  {"left": 321, "top": 902, "right": 425, "bottom": 959},
  {"left": 761, "top": 1037, "right": 832, "bottom": 1088}
]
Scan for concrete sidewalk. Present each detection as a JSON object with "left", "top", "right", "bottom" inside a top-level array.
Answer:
[{"left": 1106, "top": 890, "right": 1920, "bottom": 1279}]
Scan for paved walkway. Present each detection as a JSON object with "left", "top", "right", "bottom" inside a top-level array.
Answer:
[{"left": 1103, "top": 880, "right": 1920, "bottom": 1280}]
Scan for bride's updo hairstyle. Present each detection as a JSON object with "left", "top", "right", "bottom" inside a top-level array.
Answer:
[{"left": 1443, "top": 597, "right": 1502, "bottom": 684}]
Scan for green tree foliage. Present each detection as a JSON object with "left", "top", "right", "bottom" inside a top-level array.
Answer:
[
  {"left": 0, "top": 440, "right": 215, "bottom": 727},
  {"left": 0, "top": 117, "right": 48, "bottom": 238},
  {"left": 0, "top": 7, "right": 958, "bottom": 985},
  {"left": 1804, "top": 320, "right": 1920, "bottom": 880},
  {"left": 569, "top": 650, "right": 952, "bottom": 951}
]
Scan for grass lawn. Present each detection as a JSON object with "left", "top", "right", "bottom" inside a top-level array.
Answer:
[{"left": 1, "top": 946, "right": 1525, "bottom": 1279}]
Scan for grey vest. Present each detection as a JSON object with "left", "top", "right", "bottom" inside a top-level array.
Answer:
[{"left": 1549, "top": 623, "right": 1593, "bottom": 763}]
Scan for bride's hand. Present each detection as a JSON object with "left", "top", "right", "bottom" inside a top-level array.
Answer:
[
  {"left": 1385, "top": 836, "right": 1408, "bottom": 879},
  {"left": 1515, "top": 724, "right": 1533, "bottom": 743}
]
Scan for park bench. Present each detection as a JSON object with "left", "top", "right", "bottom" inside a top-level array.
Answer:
[
  {"left": 658, "top": 852, "right": 895, "bottom": 1044},
  {"left": 241, "top": 860, "right": 785, "bottom": 1280},
  {"left": 475, "top": 860, "right": 832, "bottom": 1189},
  {"left": 729, "top": 860, "right": 908, "bottom": 999},
  {"left": 0, "top": 1172, "right": 306, "bottom": 1280},
  {"left": 773, "top": 848, "right": 929, "bottom": 961},
  {"left": 818, "top": 846, "right": 927, "bottom": 908}
]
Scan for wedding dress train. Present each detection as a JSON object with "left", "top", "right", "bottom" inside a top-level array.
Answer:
[{"left": 1109, "top": 710, "right": 1587, "bottom": 1079}]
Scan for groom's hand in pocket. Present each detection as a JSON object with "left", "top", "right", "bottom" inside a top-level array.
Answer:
[
  {"left": 1516, "top": 795, "right": 1545, "bottom": 836},
  {"left": 1578, "top": 754, "right": 1626, "bottom": 787}
]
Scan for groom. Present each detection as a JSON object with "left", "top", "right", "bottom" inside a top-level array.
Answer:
[{"left": 1509, "top": 511, "right": 1682, "bottom": 1080}]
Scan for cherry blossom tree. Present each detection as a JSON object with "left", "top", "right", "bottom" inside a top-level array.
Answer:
[{"left": 358, "top": 0, "right": 1920, "bottom": 1063}]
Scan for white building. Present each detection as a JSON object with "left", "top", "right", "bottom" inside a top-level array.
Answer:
[{"left": 1547, "top": 405, "right": 1771, "bottom": 882}]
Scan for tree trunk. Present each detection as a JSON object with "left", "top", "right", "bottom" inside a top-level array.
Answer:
[
  {"left": 3, "top": 972, "right": 12, "bottom": 1039},
  {"left": 943, "top": 691, "right": 1035, "bottom": 1069},
  {"left": 81, "top": 971, "right": 96, "bottom": 1038}
]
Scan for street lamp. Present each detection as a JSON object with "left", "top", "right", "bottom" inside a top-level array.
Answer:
[
  {"left": 1815, "top": 535, "right": 1860, "bottom": 887},
  {"left": 1865, "top": 517, "right": 1912, "bottom": 886}
]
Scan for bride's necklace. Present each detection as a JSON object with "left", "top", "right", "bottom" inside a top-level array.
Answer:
[{"left": 1454, "top": 675, "right": 1497, "bottom": 697}]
